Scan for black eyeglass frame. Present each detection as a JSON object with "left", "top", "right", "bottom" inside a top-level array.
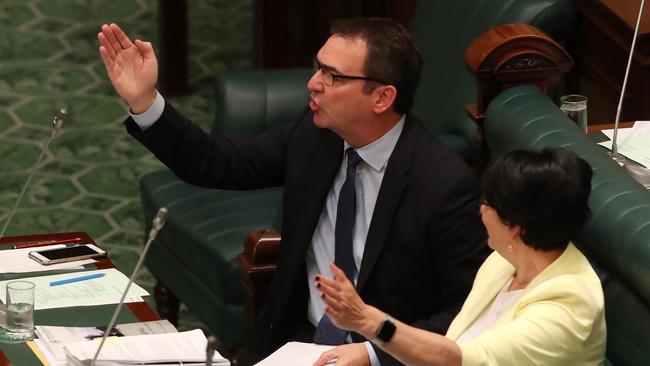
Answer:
[{"left": 313, "top": 58, "right": 390, "bottom": 86}]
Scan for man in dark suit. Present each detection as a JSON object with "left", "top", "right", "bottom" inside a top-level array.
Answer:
[{"left": 98, "top": 18, "right": 487, "bottom": 366}]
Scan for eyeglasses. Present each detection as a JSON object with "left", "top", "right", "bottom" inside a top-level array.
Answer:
[{"left": 313, "top": 58, "right": 389, "bottom": 86}]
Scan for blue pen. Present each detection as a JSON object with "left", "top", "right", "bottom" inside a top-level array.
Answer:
[{"left": 49, "top": 273, "right": 105, "bottom": 286}]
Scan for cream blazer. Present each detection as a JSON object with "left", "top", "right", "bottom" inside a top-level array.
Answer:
[{"left": 445, "top": 244, "right": 606, "bottom": 366}]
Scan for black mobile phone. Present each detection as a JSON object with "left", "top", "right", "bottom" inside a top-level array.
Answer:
[{"left": 28, "top": 244, "right": 107, "bottom": 265}]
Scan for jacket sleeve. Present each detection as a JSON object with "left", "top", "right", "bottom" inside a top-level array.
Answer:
[{"left": 125, "top": 101, "right": 303, "bottom": 189}]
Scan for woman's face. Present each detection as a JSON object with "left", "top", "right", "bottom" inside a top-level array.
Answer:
[{"left": 480, "top": 203, "right": 513, "bottom": 253}]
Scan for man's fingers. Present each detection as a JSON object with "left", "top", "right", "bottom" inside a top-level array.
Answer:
[
  {"left": 98, "top": 46, "right": 114, "bottom": 71},
  {"left": 110, "top": 23, "right": 135, "bottom": 50},
  {"left": 101, "top": 23, "right": 123, "bottom": 52},
  {"left": 134, "top": 39, "right": 154, "bottom": 56},
  {"left": 97, "top": 32, "right": 117, "bottom": 60}
]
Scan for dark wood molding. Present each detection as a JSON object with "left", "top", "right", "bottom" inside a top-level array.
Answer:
[
  {"left": 573, "top": 0, "right": 650, "bottom": 123},
  {"left": 253, "top": 0, "right": 416, "bottom": 68},
  {"left": 235, "top": 229, "right": 281, "bottom": 338},
  {"left": 464, "top": 23, "right": 573, "bottom": 125},
  {"left": 158, "top": 0, "right": 188, "bottom": 97}
]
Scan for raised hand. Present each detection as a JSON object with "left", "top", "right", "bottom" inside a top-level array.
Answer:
[{"left": 98, "top": 23, "right": 158, "bottom": 114}]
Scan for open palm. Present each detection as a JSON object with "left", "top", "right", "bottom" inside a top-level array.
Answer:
[{"left": 98, "top": 23, "right": 158, "bottom": 112}]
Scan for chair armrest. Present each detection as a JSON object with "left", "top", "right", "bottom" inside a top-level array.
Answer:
[
  {"left": 236, "top": 229, "right": 281, "bottom": 338},
  {"left": 212, "top": 68, "right": 313, "bottom": 136}
]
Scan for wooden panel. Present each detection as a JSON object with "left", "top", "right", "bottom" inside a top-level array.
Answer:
[{"left": 573, "top": 0, "right": 650, "bottom": 123}]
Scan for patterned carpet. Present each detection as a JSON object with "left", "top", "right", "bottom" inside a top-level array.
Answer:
[{"left": 0, "top": 0, "right": 252, "bottom": 330}]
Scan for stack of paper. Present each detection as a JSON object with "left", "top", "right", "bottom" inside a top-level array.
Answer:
[
  {"left": 255, "top": 342, "right": 334, "bottom": 366},
  {"left": 64, "top": 329, "right": 230, "bottom": 366},
  {"left": 34, "top": 320, "right": 177, "bottom": 366}
]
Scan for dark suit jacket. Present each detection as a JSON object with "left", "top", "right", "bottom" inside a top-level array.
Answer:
[{"left": 126, "top": 103, "right": 488, "bottom": 366}]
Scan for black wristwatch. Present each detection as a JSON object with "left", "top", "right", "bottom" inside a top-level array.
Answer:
[{"left": 373, "top": 314, "right": 396, "bottom": 345}]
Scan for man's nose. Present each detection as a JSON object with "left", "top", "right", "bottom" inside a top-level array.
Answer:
[{"left": 307, "top": 70, "right": 324, "bottom": 93}]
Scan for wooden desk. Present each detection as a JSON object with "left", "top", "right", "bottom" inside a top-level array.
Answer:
[{"left": 0, "top": 232, "right": 159, "bottom": 366}]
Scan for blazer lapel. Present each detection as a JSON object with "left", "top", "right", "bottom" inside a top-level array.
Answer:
[
  {"left": 355, "top": 117, "right": 418, "bottom": 292},
  {"left": 446, "top": 255, "right": 514, "bottom": 340}
]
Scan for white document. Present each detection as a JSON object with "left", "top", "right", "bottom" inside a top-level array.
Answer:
[
  {"left": 35, "top": 320, "right": 177, "bottom": 366},
  {"left": 63, "top": 328, "right": 230, "bottom": 365},
  {"left": 0, "top": 268, "right": 149, "bottom": 310},
  {"left": 255, "top": 342, "right": 335, "bottom": 366},
  {"left": 599, "top": 121, "right": 650, "bottom": 167},
  {"left": 601, "top": 120, "right": 650, "bottom": 140},
  {"left": 0, "top": 245, "right": 95, "bottom": 273}
]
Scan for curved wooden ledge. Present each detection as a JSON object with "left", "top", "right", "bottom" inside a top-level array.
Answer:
[
  {"left": 236, "top": 228, "right": 281, "bottom": 338},
  {"left": 464, "top": 23, "right": 573, "bottom": 123}
]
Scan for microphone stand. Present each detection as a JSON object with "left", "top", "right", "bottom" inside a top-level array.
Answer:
[
  {"left": 610, "top": 0, "right": 646, "bottom": 165},
  {"left": 608, "top": 0, "right": 650, "bottom": 187},
  {"left": 206, "top": 335, "right": 219, "bottom": 366},
  {"left": 90, "top": 207, "right": 167, "bottom": 366},
  {"left": 0, "top": 109, "right": 67, "bottom": 238}
]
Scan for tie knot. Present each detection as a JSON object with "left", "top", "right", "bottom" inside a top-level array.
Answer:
[{"left": 345, "top": 148, "right": 362, "bottom": 168}]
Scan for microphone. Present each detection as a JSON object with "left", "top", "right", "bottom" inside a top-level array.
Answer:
[
  {"left": 0, "top": 109, "right": 67, "bottom": 238},
  {"left": 206, "top": 335, "right": 219, "bottom": 366},
  {"left": 610, "top": 0, "right": 645, "bottom": 165},
  {"left": 90, "top": 207, "right": 168, "bottom": 366}
]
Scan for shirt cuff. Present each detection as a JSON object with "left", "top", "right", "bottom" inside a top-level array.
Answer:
[
  {"left": 365, "top": 341, "right": 381, "bottom": 366},
  {"left": 129, "top": 90, "right": 165, "bottom": 131}
]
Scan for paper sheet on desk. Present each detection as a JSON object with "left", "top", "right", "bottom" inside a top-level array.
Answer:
[
  {"left": 255, "top": 342, "right": 335, "bottom": 366},
  {"left": 0, "top": 268, "right": 149, "bottom": 310},
  {"left": 601, "top": 120, "right": 650, "bottom": 141},
  {"left": 0, "top": 245, "right": 95, "bottom": 273},
  {"left": 599, "top": 136, "right": 650, "bottom": 168}
]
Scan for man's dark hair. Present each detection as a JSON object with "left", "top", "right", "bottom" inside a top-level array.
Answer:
[
  {"left": 330, "top": 17, "right": 422, "bottom": 114},
  {"left": 481, "top": 148, "right": 593, "bottom": 251}
]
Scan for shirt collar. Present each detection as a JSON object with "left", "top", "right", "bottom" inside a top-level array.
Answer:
[{"left": 344, "top": 115, "right": 406, "bottom": 172}]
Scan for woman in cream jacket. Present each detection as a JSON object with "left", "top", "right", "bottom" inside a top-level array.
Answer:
[{"left": 314, "top": 148, "right": 606, "bottom": 366}]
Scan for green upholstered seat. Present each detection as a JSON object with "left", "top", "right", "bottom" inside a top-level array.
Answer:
[
  {"left": 140, "top": 1, "right": 577, "bottom": 349},
  {"left": 484, "top": 86, "right": 650, "bottom": 366}
]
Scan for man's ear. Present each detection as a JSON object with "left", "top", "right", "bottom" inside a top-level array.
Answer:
[{"left": 372, "top": 85, "right": 398, "bottom": 114}]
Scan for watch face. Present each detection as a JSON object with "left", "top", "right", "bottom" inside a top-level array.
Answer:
[{"left": 376, "top": 317, "right": 397, "bottom": 343}]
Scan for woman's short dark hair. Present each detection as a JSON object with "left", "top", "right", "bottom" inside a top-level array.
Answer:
[
  {"left": 330, "top": 17, "right": 422, "bottom": 114},
  {"left": 481, "top": 148, "right": 593, "bottom": 251}
]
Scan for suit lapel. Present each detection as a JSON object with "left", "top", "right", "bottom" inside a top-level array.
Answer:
[
  {"left": 355, "top": 117, "right": 418, "bottom": 292},
  {"left": 285, "top": 128, "right": 343, "bottom": 276}
]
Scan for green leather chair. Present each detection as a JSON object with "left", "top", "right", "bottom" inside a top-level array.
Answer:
[
  {"left": 484, "top": 86, "right": 650, "bottom": 366},
  {"left": 140, "top": 0, "right": 577, "bottom": 350}
]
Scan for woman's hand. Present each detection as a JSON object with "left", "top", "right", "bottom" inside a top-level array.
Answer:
[
  {"left": 316, "top": 263, "right": 379, "bottom": 338},
  {"left": 313, "top": 343, "right": 370, "bottom": 366}
]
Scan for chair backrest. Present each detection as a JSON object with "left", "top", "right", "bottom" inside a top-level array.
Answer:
[
  {"left": 484, "top": 86, "right": 650, "bottom": 366},
  {"left": 409, "top": 0, "right": 577, "bottom": 160},
  {"left": 212, "top": 68, "right": 313, "bottom": 136}
]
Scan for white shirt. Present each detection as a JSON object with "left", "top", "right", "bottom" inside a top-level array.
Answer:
[
  {"left": 306, "top": 116, "right": 405, "bottom": 326},
  {"left": 456, "top": 277, "right": 525, "bottom": 345}
]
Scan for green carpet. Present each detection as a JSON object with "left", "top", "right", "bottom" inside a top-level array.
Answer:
[{"left": 0, "top": 0, "right": 252, "bottom": 331}]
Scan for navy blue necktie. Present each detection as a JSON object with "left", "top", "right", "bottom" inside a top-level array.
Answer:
[{"left": 314, "top": 148, "right": 362, "bottom": 345}]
